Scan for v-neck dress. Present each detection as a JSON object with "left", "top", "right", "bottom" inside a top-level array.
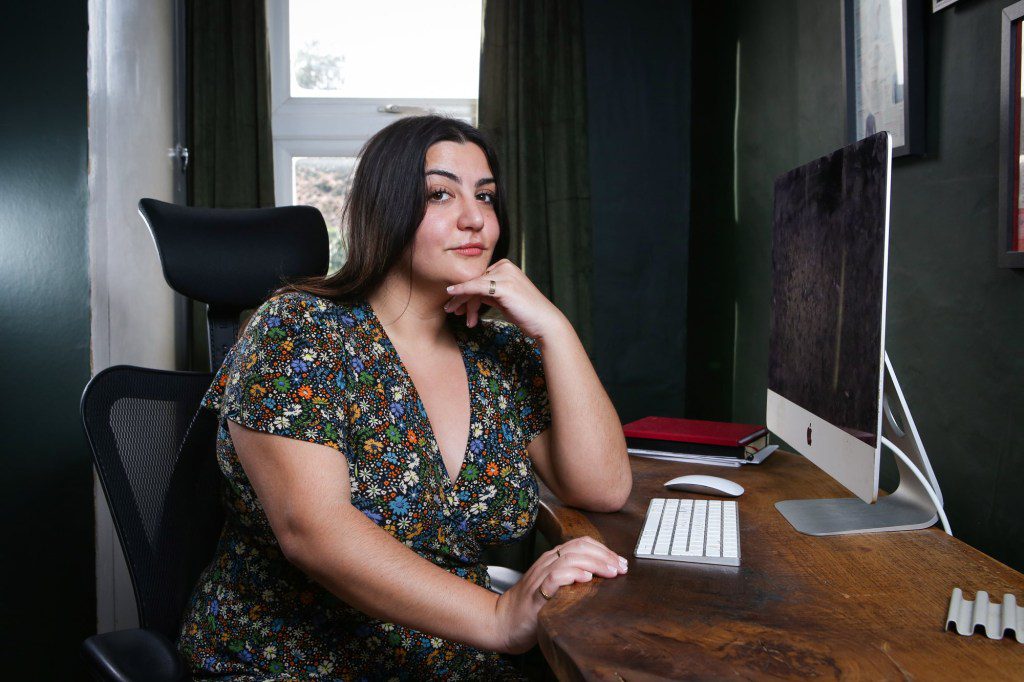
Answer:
[{"left": 178, "top": 291, "right": 550, "bottom": 681}]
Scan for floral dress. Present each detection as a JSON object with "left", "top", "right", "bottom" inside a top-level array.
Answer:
[{"left": 178, "top": 291, "right": 551, "bottom": 681}]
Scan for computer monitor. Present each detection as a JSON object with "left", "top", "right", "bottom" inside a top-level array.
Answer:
[{"left": 766, "top": 131, "right": 947, "bottom": 536}]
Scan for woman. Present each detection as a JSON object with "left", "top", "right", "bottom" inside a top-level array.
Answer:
[{"left": 179, "top": 115, "right": 632, "bottom": 680}]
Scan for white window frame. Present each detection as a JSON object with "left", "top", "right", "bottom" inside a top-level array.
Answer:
[{"left": 266, "top": 0, "right": 479, "bottom": 208}]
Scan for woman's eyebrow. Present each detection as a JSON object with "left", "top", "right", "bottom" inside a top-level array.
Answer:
[
  {"left": 425, "top": 169, "right": 459, "bottom": 183},
  {"left": 425, "top": 169, "right": 495, "bottom": 188}
]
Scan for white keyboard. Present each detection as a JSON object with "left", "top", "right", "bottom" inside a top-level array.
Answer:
[{"left": 634, "top": 497, "right": 741, "bottom": 567}]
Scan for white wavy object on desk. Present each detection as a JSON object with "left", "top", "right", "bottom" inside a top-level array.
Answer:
[{"left": 946, "top": 588, "right": 1024, "bottom": 642}]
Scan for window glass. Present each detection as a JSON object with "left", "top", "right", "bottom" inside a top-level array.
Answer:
[
  {"left": 1017, "top": 24, "right": 1024, "bottom": 251},
  {"left": 289, "top": 0, "right": 482, "bottom": 99},
  {"left": 293, "top": 156, "right": 358, "bottom": 273}
]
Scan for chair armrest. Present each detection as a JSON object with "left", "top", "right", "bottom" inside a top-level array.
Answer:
[{"left": 82, "top": 628, "right": 187, "bottom": 682}]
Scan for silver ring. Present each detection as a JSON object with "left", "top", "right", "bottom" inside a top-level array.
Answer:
[{"left": 488, "top": 280, "right": 496, "bottom": 296}]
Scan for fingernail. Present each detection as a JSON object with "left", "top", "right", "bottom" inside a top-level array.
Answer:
[
  {"left": 446, "top": 285, "right": 454, "bottom": 293},
  {"left": 582, "top": 571, "right": 592, "bottom": 580},
  {"left": 618, "top": 557, "right": 628, "bottom": 571}
]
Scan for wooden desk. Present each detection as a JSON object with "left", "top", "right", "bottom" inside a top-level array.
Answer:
[{"left": 535, "top": 452, "right": 1024, "bottom": 680}]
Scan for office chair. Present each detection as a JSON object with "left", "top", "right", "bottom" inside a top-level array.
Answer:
[
  {"left": 138, "top": 198, "right": 331, "bottom": 370},
  {"left": 81, "top": 200, "right": 330, "bottom": 681},
  {"left": 82, "top": 366, "right": 219, "bottom": 682}
]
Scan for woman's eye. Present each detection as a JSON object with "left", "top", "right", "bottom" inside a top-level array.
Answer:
[
  {"left": 477, "top": 192, "right": 495, "bottom": 205},
  {"left": 429, "top": 189, "right": 453, "bottom": 202}
]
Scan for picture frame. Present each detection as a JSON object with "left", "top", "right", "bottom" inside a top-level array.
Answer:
[
  {"left": 932, "top": 0, "right": 960, "bottom": 12},
  {"left": 999, "top": 1, "right": 1024, "bottom": 268},
  {"left": 842, "top": 0, "right": 926, "bottom": 157}
]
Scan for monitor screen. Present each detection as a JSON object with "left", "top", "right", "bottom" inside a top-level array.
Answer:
[{"left": 769, "top": 132, "right": 889, "bottom": 449}]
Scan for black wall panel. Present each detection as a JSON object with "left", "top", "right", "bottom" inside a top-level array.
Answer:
[{"left": 0, "top": 2, "right": 95, "bottom": 675}]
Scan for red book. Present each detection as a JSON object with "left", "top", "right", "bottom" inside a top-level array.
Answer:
[{"left": 622, "top": 416, "right": 768, "bottom": 459}]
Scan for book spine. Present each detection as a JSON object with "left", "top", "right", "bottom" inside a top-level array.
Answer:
[
  {"left": 625, "top": 437, "right": 745, "bottom": 459},
  {"left": 738, "top": 430, "right": 769, "bottom": 446}
]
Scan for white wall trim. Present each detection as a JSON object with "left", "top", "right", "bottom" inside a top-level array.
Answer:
[{"left": 88, "top": 0, "right": 179, "bottom": 633}]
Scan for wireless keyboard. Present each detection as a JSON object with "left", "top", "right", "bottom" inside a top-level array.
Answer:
[{"left": 634, "top": 497, "right": 741, "bottom": 566}]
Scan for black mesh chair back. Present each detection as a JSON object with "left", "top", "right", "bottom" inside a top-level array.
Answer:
[
  {"left": 137, "top": 198, "right": 330, "bottom": 369},
  {"left": 82, "top": 365, "right": 223, "bottom": 641}
]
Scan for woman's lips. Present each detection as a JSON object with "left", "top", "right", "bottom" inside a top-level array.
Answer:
[{"left": 453, "top": 246, "right": 484, "bottom": 256}]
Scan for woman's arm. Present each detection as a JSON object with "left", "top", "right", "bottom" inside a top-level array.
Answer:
[
  {"left": 444, "top": 260, "right": 632, "bottom": 512},
  {"left": 228, "top": 420, "right": 626, "bottom": 654},
  {"left": 527, "top": 313, "right": 632, "bottom": 512}
]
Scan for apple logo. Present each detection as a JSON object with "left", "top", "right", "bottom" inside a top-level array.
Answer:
[{"left": 806, "top": 423, "right": 813, "bottom": 446}]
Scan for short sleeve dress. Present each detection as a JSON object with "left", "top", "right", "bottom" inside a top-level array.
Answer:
[{"left": 178, "top": 291, "right": 551, "bottom": 681}]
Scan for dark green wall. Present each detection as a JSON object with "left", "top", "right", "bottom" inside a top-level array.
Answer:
[
  {"left": 689, "top": 0, "right": 1024, "bottom": 570},
  {"left": 686, "top": 0, "right": 740, "bottom": 420},
  {"left": 0, "top": 2, "right": 95, "bottom": 675},
  {"left": 584, "top": 0, "right": 692, "bottom": 423}
]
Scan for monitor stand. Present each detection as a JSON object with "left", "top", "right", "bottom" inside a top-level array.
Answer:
[{"left": 776, "top": 354, "right": 945, "bottom": 536}]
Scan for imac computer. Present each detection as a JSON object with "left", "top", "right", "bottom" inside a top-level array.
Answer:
[{"left": 767, "top": 131, "right": 950, "bottom": 536}]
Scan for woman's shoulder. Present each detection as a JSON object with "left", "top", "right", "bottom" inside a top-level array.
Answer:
[
  {"left": 250, "top": 291, "right": 367, "bottom": 332},
  {"left": 254, "top": 290, "right": 335, "bottom": 320},
  {"left": 228, "top": 292, "right": 369, "bottom": 367}
]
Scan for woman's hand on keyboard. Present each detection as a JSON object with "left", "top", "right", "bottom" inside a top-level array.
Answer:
[{"left": 493, "top": 536, "right": 629, "bottom": 654}]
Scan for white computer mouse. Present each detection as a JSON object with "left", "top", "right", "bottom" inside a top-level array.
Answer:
[{"left": 664, "top": 474, "right": 744, "bottom": 497}]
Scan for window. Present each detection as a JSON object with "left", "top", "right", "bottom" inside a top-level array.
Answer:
[{"left": 267, "top": 0, "right": 483, "bottom": 273}]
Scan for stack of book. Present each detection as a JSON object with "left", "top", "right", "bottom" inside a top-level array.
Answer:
[{"left": 622, "top": 416, "right": 777, "bottom": 468}]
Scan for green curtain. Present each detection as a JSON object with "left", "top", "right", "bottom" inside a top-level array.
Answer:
[
  {"left": 479, "top": 0, "right": 593, "bottom": 351},
  {"left": 188, "top": 0, "right": 274, "bottom": 209}
]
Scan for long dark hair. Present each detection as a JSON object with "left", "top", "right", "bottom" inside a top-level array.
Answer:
[{"left": 277, "top": 115, "right": 510, "bottom": 302}]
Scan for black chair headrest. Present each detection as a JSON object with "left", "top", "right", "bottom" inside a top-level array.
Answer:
[{"left": 138, "top": 198, "right": 330, "bottom": 309}]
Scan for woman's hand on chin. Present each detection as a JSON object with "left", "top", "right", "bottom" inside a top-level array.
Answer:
[{"left": 444, "top": 259, "right": 566, "bottom": 339}]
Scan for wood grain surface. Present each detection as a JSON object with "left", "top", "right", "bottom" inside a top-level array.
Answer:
[{"left": 535, "top": 452, "right": 1024, "bottom": 681}]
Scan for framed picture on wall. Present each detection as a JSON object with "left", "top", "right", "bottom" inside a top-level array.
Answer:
[
  {"left": 842, "top": 0, "right": 926, "bottom": 157},
  {"left": 999, "top": 1, "right": 1024, "bottom": 267}
]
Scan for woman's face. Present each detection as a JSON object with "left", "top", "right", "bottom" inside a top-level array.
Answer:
[{"left": 407, "top": 141, "right": 500, "bottom": 291}]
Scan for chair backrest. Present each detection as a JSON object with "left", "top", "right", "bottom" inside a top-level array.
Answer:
[
  {"left": 82, "top": 365, "right": 223, "bottom": 641},
  {"left": 137, "top": 198, "right": 330, "bottom": 369}
]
